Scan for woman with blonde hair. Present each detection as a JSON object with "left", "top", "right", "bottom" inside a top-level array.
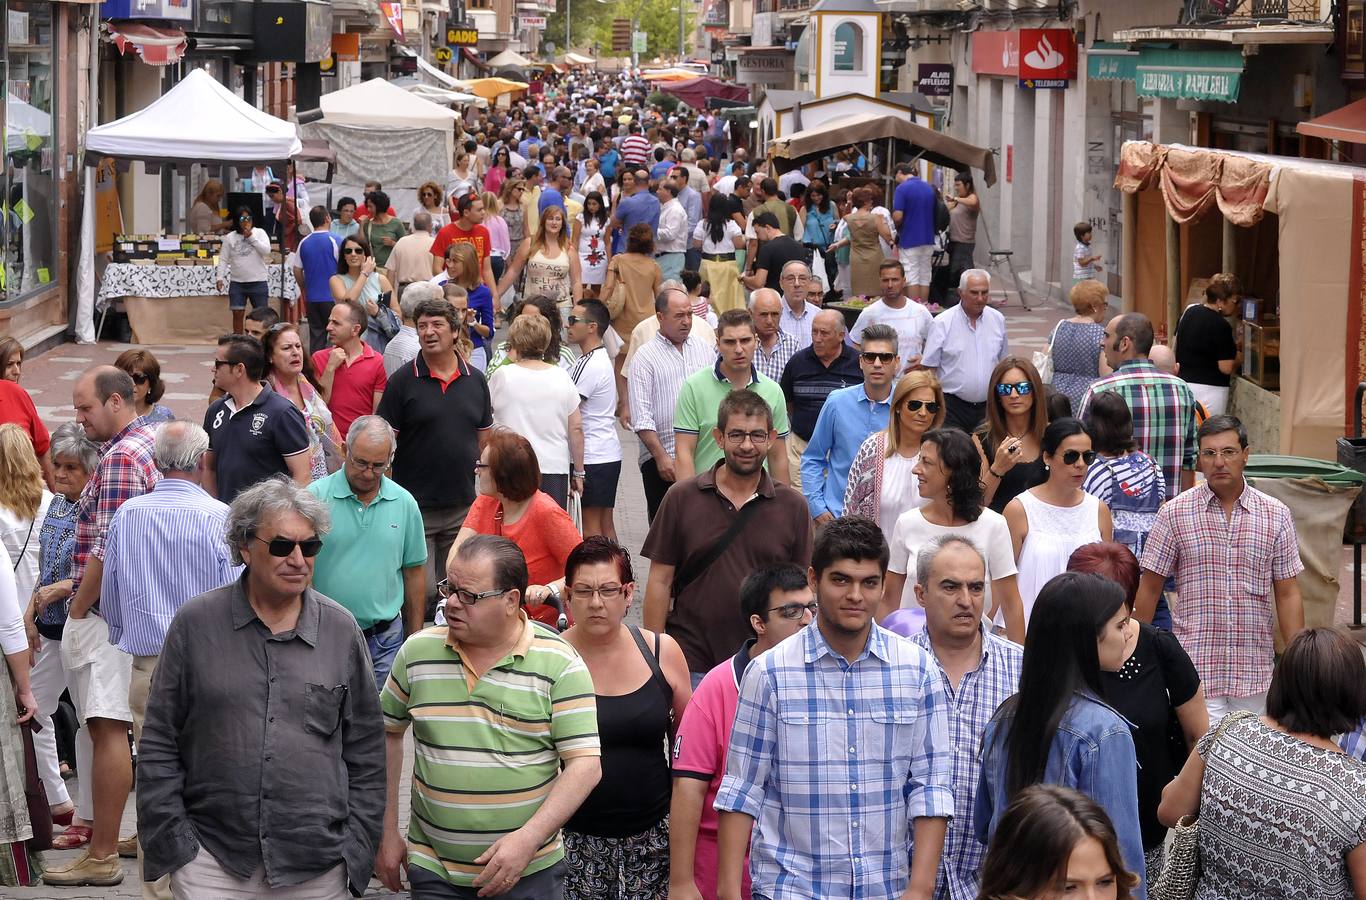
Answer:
[
  {"left": 415, "top": 181, "right": 448, "bottom": 230},
  {"left": 494, "top": 202, "right": 582, "bottom": 316},
  {"left": 187, "top": 179, "right": 228, "bottom": 234},
  {"left": 1050, "top": 279, "right": 1112, "bottom": 413},
  {"left": 481, "top": 190, "right": 511, "bottom": 285},
  {"left": 433, "top": 243, "right": 495, "bottom": 369},
  {"left": 844, "top": 370, "right": 945, "bottom": 535},
  {"left": 113, "top": 349, "right": 175, "bottom": 424},
  {"left": 498, "top": 177, "right": 528, "bottom": 298}
]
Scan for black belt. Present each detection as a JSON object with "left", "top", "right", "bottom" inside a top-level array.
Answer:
[
  {"left": 702, "top": 252, "right": 736, "bottom": 261},
  {"left": 655, "top": 251, "right": 682, "bottom": 257},
  {"left": 946, "top": 393, "right": 987, "bottom": 407},
  {"left": 361, "top": 615, "right": 400, "bottom": 639}
]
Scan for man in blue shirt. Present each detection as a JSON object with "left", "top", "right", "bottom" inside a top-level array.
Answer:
[
  {"left": 610, "top": 168, "right": 661, "bottom": 255},
  {"left": 294, "top": 205, "right": 341, "bottom": 355},
  {"left": 517, "top": 125, "right": 542, "bottom": 162},
  {"left": 891, "top": 163, "right": 937, "bottom": 303},
  {"left": 800, "top": 323, "right": 899, "bottom": 523},
  {"left": 714, "top": 517, "right": 953, "bottom": 900}
]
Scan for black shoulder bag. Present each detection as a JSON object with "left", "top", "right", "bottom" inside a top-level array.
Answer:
[{"left": 669, "top": 497, "right": 763, "bottom": 605}]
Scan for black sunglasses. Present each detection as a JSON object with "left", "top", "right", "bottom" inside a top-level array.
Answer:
[
  {"left": 903, "top": 399, "right": 940, "bottom": 414},
  {"left": 342, "top": 247, "right": 366, "bottom": 256},
  {"left": 1061, "top": 449, "right": 1098, "bottom": 466},
  {"left": 861, "top": 351, "right": 896, "bottom": 363},
  {"left": 129, "top": 372, "right": 150, "bottom": 385},
  {"left": 253, "top": 535, "right": 323, "bottom": 558}
]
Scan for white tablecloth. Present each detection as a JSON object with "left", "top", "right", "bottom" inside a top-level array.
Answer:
[{"left": 97, "top": 262, "right": 299, "bottom": 309}]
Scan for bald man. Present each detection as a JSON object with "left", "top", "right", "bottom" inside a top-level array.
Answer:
[
  {"left": 750, "top": 288, "right": 800, "bottom": 383},
  {"left": 1150, "top": 343, "right": 1209, "bottom": 424},
  {"left": 779, "top": 307, "right": 865, "bottom": 491}
]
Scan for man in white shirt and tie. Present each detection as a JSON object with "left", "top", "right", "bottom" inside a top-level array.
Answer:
[{"left": 921, "top": 269, "right": 1009, "bottom": 431}]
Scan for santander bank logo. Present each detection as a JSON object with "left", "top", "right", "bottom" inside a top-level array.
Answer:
[{"left": 1024, "top": 32, "right": 1066, "bottom": 71}]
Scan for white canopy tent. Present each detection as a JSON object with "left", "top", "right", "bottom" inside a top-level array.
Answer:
[
  {"left": 488, "top": 49, "right": 533, "bottom": 68},
  {"left": 404, "top": 83, "right": 488, "bottom": 110},
  {"left": 79, "top": 69, "right": 304, "bottom": 343},
  {"left": 563, "top": 52, "right": 596, "bottom": 67},
  {"left": 85, "top": 68, "right": 301, "bottom": 165}
]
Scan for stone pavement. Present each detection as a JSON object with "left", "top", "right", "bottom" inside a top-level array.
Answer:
[{"left": 6, "top": 293, "right": 1359, "bottom": 897}]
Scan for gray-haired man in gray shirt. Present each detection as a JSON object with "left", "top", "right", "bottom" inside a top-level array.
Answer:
[{"left": 136, "top": 476, "right": 385, "bottom": 898}]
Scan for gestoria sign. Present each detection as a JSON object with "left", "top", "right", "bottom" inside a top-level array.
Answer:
[{"left": 736, "top": 50, "right": 794, "bottom": 85}]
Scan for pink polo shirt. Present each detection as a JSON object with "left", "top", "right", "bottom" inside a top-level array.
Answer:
[
  {"left": 670, "top": 641, "right": 754, "bottom": 900},
  {"left": 312, "top": 344, "right": 387, "bottom": 439}
]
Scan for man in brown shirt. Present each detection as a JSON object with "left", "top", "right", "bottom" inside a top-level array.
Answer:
[{"left": 642, "top": 389, "right": 813, "bottom": 680}]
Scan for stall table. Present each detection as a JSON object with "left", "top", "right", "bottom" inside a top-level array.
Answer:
[{"left": 98, "top": 262, "right": 300, "bottom": 345}]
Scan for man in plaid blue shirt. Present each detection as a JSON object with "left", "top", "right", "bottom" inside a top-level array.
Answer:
[
  {"left": 909, "top": 536, "right": 1021, "bottom": 900},
  {"left": 714, "top": 517, "right": 953, "bottom": 900}
]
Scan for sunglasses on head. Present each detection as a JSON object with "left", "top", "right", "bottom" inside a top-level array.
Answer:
[
  {"left": 253, "top": 535, "right": 323, "bottom": 558},
  {"left": 1061, "top": 449, "right": 1098, "bottom": 467},
  {"left": 903, "top": 399, "right": 940, "bottom": 414},
  {"left": 861, "top": 351, "right": 896, "bottom": 363},
  {"left": 995, "top": 381, "right": 1033, "bottom": 397}
]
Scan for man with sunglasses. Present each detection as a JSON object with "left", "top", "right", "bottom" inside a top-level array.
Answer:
[
  {"left": 308, "top": 416, "right": 427, "bottom": 690},
  {"left": 921, "top": 269, "right": 1009, "bottom": 432},
  {"left": 137, "top": 477, "right": 385, "bottom": 900},
  {"left": 669, "top": 565, "right": 814, "bottom": 900},
  {"left": 850, "top": 259, "right": 934, "bottom": 373},
  {"left": 800, "top": 323, "right": 900, "bottom": 525},
  {"left": 203, "top": 334, "right": 312, "bottom": 504}
]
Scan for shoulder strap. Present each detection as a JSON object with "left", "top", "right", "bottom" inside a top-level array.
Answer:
[
  {"left": 671, "top": 496, "right": 764, "bottom": 601},
  {"left": 628, "top": 625, "right": 672, "bottom": 704},
  {"left": 11, "top": 517, "right": 35, "bottom": 573}
]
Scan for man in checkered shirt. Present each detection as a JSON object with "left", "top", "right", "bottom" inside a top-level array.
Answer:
[{"left": 1135, "top": 414, "right": 1305, "bottom": 725}]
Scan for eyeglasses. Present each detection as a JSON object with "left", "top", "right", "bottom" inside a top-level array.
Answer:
[
  {"left": 995, "top": 381, "right": 1033, "bottom": 397},
  {"left": 348, "top": 455, "right": 391, "bottom": 472},
  {"left": 861, "top": 351, "right": 896, "bottom": 364},
  {"left": 1061, "top": 449, "right": 1098, "bottom": 466},
  {"left": 767, "top": 601, "right": 817, "bottom": 620},
  {"left": 1199, "top": 447, "right": 1244, "bottom": 461},
  {"left": 903, "top": 399, "right": 941, "bottom": 414},
  {"left": 253, "top": 535, "right": 323, "bottom": 557},
  {"left": 569, "top": 584, "right": 624, "bottom": 601},
  {"left": 436, "top": 580, "right": 510, "bottom": 605},
  {"left": 723, "top": 429, "right": 771, "bottom": 446},
  {"left": 342, "top": 247, "right": 366, "bottom": 256},
  {"left": 129, "top": 372, "right": 150, "bottom": 385}
]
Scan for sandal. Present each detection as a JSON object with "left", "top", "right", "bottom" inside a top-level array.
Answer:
[
  {"left": 52, "top": 825, "right": 91, "bottom": 850},
  {"left": 50, "top": 805, "right": 74, "bottom": 828}
]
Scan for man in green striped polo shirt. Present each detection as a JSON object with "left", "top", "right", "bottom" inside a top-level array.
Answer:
[{"left": 376, "top": 534, "right": 601, "bottom": 898}]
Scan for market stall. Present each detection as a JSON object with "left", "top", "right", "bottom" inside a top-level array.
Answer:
[
  {"left": 658, "top": 77, "right": 748, "bottom": 112},
  {"left": 1114, "top": 140, "right": 1359, "bottom": 461},
  {"left": 81, "top": 69, "right": 303, "bottom": 344}
]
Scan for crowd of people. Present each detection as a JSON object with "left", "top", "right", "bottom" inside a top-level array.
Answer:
[{"left": 0, "top": 71, "right": 1361, "bottom": 900}]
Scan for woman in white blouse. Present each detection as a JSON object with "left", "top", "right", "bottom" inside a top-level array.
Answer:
[{"left": 691, "top": 200, "right": 745, "bottom": 313}]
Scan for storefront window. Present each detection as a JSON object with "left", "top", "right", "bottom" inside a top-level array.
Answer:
[{"left": 2, "top": 2, "right": 56, "bottom": 303}]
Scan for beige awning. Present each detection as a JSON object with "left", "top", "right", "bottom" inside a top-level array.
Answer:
[{"left": 768, "top": 112, "right": 997, "bottom": 186}]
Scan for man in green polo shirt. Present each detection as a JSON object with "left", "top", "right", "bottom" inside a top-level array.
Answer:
[
  {"left": 376, "top": 534, "right": 601, "bottom": 898},
  {"left": 674, "top": 308, "right": 792, "bottom": 483},
  {"left": 307, "top": 415, "right": 427, "bottom": 689}
]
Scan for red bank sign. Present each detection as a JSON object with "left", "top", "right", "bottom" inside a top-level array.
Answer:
[
  {"left": 970, "top": 31, "right": 1019, "bottom": 77},
  {"left": 1017, "top": 28, "right": 1077, "bottom": 88}
]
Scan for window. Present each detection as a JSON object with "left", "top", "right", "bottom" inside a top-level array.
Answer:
[
  {"left": 2, "top": 2, "right": 56, "bottom": 303},
  {"left": 832, "top": 21, "right": 863, "bottom": 72}
]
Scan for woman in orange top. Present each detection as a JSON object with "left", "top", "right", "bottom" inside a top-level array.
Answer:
[{"left": 448, "top": 428, "right": 582, "bottom": 627}]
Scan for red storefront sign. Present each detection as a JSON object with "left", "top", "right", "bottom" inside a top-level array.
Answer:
[
  {"left": 970, "top": 31, "right": 1018, "bottom": 77},
  {"left": 1017, "top": 28, "right": 1076, "bottom": 89}
]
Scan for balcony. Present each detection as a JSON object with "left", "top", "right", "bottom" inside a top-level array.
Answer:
[{"left": 1181, "top": 0, "right": 1327, "bottom": 25}]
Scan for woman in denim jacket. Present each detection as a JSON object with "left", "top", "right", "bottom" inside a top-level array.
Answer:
[{"left": 975, "top": 572, "right": 1148, "bottom": 899}]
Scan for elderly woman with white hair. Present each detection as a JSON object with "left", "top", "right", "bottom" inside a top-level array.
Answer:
[{"left": 384, "top": 281, "right": 444, "bottom": 377}]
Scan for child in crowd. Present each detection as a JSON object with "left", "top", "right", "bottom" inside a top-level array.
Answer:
[{"left": 1073, "top": 222, "right": 1104, "bottom": 282}]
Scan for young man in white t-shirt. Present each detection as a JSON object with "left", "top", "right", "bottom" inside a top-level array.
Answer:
[
  {"left": 849, "top": 258, "right": 934, "bottom": 373},
  {"left": 567, "top": 298, "right": 624, "bottom": 540}
]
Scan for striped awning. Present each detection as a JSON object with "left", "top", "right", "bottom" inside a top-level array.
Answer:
[{"left": 105, "top": 22, "right": 188, "bottom": 66}]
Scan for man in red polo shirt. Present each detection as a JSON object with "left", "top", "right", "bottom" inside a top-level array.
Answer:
[
  {"left": 313, "top": 300, "right": 387, "bottom": 439},
  {"left": 429, "top": 193, "right": 496, "bottom": 296}
]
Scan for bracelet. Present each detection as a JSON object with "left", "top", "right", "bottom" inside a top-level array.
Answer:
[
  {"left": 988, "top": 468, "right": 1003, "bottom": 478},
  {"left": 572, "top": 471, "right": 586, "bottom": 478}
]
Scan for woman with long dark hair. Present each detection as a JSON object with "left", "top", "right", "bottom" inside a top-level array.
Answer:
[
  {"left": 880, "top": 427, "right": 1026, "bottom": 643},
  {"left": 978, "top": 784, "right": 1140, "bottom": 900},
  {"left": 692, "top": 199, "right": 744, "bottom": 313},
  {"left": 801, "top": 181, "right": 838, "bottom": 291},
  {"left": 330, "top": 233, "right": 400, "bottom": 354},
  {"left": 976, "top": 571, "right": 1148, "bottom": 898},
  {"left": 573, "top": 190, "right": 611, "bottom": 298},
  {"left": 484, "top": 145, "right": 513, "bottom": 195},
  {"left": 264, "top": 322, "right": 342, "bottom": 479},
  {"left": 976, "top": 356, "right": 1049, "bottom": 513}
]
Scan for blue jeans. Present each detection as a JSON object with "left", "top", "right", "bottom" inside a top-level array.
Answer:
[
  {"left": 1152, "top": 581, "right": 1174, "bottom": 632},
  {"left": 227, "top": 280, "right": 269, "bottom": 311},
  {"left": 365, "top": 614, "right": 404, "bottom": 690}
]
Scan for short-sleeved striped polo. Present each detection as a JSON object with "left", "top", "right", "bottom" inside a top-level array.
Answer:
[{"left": 381, "top": 615, "right": 600, "bottom": 887}]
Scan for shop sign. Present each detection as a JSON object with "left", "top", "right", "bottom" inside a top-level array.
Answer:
[
  {"left": 1135, "top": 48, "right": 1243, "bottom": 103},
  {"left": 101, "top": 0, "right": 194, "bottom": 22},
  {"left": 1017, "top": 28, "right": 1075, "bottom": 89},
  {"left": 446, "top": 25, "right": 479, "bottom": 46},
  {"left": 434, "top": 46, "right": 453, "bottom": 63},
  {"left": 735, "top": 49, "right": 793, "bottom": 85},
  {"left": 521, "top": 15, "right": 546, "bottom": 27},
  {"left": 917, "top": 63, "right": 952, "bottom": 97},
  {"left": 332, "top": 32, "right": 360, "bottom": 61},
  {"left": 255, "top": 0, "right": 331, "bottom": 64},
  {"left": 970, "top": 30, "right": 1017, "bottom": 77}
]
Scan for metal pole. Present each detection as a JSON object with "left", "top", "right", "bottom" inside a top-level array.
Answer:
[
  {"left": 566, "top": 0, "right": 571, "bottom": 53},
  {"left": 678, "top": 0, "right": 684, "bottom": 59}
]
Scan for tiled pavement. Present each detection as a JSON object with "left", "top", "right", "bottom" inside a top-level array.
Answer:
[{"left": 5, "top": 291, "right": 1361, "bottom": 897}]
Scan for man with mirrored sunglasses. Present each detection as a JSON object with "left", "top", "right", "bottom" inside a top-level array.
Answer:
[{"left": 138, "top": 476, "right": 385, "bottom": 899}]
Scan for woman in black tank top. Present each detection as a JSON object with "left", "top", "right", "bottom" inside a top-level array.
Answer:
[{"left": 560, "top": 537, "right": 693, "bottom": 900}]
